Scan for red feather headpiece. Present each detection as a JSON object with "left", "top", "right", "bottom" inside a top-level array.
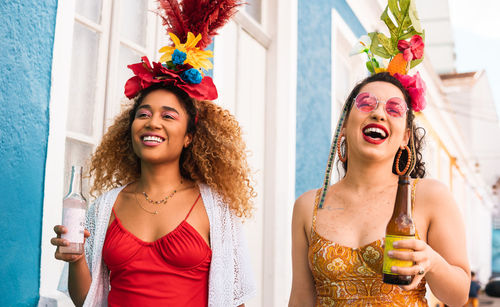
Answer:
[
  {"left": 159, "top": 0, "right": 242, "bottom": 50},
  {"left": 124, "top": 0, "right": 243, "bottom": 101}
]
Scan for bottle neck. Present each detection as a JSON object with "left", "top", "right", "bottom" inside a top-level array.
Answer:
[
  {"left": 393, "top": 175, "right": 411, "bottom": 217},
  {"left": 68, "top": 166, "right": 83, "bottom": 196}
]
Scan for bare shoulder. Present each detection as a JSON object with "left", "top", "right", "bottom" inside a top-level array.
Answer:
[
  {"left": 292, "top": 189, "right": 319, "bottom": 240},
  {"left": 414, "top": 178, "right": 456, "bottom": 212},
  {"left": 115, "top": 183, "right": 137, "bottom": 204},
  {"left": 293, "top": 189, "right": 318, "bottom": 217},
  {"left": 415, "top": 178, "right": 452, "bottom": 198}
]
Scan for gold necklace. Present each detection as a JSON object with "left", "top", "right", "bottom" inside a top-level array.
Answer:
[
  {"left": 135, "top": 191, "right": 161, "bottom": 215},
  {"left": 142, "top": 179, "right": 183, "bottom": 204},
  {"left": 135, "top": 180, "right": 183, "bottom": 215}
]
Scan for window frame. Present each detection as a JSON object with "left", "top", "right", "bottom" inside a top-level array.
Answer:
[
  {"left": 331, "top": 9, "right": 367, "bottom": 134},
  {"left": 39, "top": 0, "right": 78, "bottom": 302},
  {"left": 39, "top": 0, "right": 160, "bottom": 303}
]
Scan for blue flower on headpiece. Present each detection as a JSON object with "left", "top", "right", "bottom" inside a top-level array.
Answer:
[
  {"left": 172, "top": 49, "right": 187, "bottom": 65},
  {"left": 181, "top": 68, "right": 202, "bottom": 84}
]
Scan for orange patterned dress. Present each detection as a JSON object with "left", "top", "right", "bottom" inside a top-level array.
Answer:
[{"left": 308, "top": 185, "right": 428, "bottom": 306}]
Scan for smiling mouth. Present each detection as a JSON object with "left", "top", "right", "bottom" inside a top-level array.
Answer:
[
  {"left": 141, "top": 135, "right": 165, "bottom": 144},
  {"left": 362, "top": 127, "right": 388, "bottom": 140}
]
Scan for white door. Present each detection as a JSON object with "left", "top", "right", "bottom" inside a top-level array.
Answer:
[
  {"left": 213, "top": 17, "right": 267, "bottom": 307},
  {"left": 213, "top": 0, "right": 298, "bottom": 305}
]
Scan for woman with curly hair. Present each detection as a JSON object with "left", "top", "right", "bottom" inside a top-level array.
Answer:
[
  {"left": 51, "top": 1, "right": 256, "bottom": 306},
  {"left": 289, "top": 73, "right": 470, "bottom": 306},
  {"left": 51, "top": 82, "right": 256, "bottom": 306}
]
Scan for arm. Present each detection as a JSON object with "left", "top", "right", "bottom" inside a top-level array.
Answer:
[
  {"left": 390, "top": 179, "right": 470, "bottom": 306},
  {"left": 422, "top": 180, "right": 470, "bottom": 305},
  {"left": 52, "top": 198, "right": 103, "bottom": 306},
  {"left": 52, "top": 226, "right": 92, "bottom": 307},
  {"left": 289, "top": 192, "right": 316, "bottom": 307},
  {"left": 68, "top": 254, "right": 92, "bottom": 306}
]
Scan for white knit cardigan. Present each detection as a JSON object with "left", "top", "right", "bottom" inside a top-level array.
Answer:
[{"left": 59, "top": 183, "right": 256, "bottom": 307}]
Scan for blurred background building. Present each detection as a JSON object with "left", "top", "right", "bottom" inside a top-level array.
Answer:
[
  {"left": 0, "top": 0, "right": 498, "bottom": 306},
  {"left": 418, "top": 0, "right": 500, "bottom": 284}
]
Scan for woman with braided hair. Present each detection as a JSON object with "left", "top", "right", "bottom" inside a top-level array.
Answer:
[
  {"left": 290, "top": 1, "right": 470, "bottom": 305},
  {"left": 289, "top": 72, "right": 470, "bottom": 306}
]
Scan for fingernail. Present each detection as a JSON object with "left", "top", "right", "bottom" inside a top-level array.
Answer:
[
  {"left": 391, "top": 266, "right": 397, "bottom": 273},
  {"left": 393, "top": 242, "right": 399, "bottom": 247},
  {"left": 388, "top": 251, "right": 394, "bottom": 257}
]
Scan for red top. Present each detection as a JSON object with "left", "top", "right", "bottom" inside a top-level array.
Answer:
[{"left": 102, "top": 194, "right": 212, "bottom": 306}]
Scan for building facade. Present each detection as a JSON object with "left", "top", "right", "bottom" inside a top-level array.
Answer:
[
  {"left": 0, "top": 1, "right": 57, "bottom": 305},
  {"left": 0, "top": 0, "right": 497, "bottom": 305}
]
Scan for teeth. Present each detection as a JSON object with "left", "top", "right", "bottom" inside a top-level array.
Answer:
[
  {"left": 364, "top": 127, "right": 387, "bottom": 138},
  {"left": 142, "top": 136, "right": 164, "bottom": 143}
]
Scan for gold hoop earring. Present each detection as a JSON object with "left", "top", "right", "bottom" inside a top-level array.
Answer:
[
  {"left": 337, "top": 134, "right": 347, "bottom": 163},
  {"left": 395, "top": 145, "right": 411, "bottom": 175}
]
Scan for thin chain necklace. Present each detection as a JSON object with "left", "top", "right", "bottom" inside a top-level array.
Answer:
[
  {"left": 135, "top": 180, "right": 183, "bottom": 215},
  {"left": 142, "top": 179, "right": 184, "bottom": 204}
]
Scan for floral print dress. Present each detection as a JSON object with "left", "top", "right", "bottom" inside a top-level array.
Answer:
[{"left": 308, "top": 187, "right": 428, "bottom": 307}]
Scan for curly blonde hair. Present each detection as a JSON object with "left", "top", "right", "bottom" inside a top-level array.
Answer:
[{"left": 89, "top": 84, "right": 255, "bottom": 218}]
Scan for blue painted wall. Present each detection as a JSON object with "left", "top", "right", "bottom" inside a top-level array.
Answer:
[
  {"left": 295, "top": 0, "right": 364, "bottom": 197},
  {"left": 493, "top": 229, "right": 500, "bottom": 272},
  {"left": 0, "top": 1, "right": 57, "bottom": 305},
  {"left": 206, "top": 42, "right": 214, "bottom": 78}
]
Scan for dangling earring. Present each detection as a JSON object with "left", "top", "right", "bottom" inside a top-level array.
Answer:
[
  {"left": 337, "top": 134, "right": 347, "bottom": 163},
  {"left": 395, "top": 145, "right": 411, "bottom": 175}
]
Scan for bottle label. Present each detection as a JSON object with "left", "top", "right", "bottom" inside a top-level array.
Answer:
[
  {"left": 61, "top": 207, "right": 86, "bottom": 243},
  {"left": 382, "top": 234, "right": 415, "bottom": 275}
]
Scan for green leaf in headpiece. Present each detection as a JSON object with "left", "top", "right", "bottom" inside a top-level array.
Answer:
[
  {"left": 409, "top": 58, "right": 423, "bottom": 69},
  {"left": 368, "top": 32, "right": 394, "bottom": 59},
  {"left": 408, "top": 0, "right": 422, "bottom": 33},
  {"left": 366, "top": 61, "right": 375, "bottom": 73},
  {"left": 379, "top": 0, "right": 423, "bottom": 57},
  {"left": 365, "top": 58, "right": 380, "bottom": 73}
]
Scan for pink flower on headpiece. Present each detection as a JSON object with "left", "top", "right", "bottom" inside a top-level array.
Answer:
[
  {"left": 397, "top": 35, "right": 424, "bottom": 62},
  {"left": 394, "top": 72, "right": 426, "bottom": 112},
  {"left": 124, "top": 56, "right": 217, "bottom": 101}
]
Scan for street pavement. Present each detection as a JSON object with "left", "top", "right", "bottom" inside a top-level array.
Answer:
[{"left": 479, "top": 291, "right": 500, "bottom": 306}]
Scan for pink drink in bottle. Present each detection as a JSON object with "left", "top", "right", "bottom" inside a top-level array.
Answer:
[{"left": 60, "top": 165, "right": 87, "bottom": 254}]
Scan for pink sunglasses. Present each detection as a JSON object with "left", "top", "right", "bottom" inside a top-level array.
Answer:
[{"left": 354, "top": 92, "right": 408, "bottom": 118}]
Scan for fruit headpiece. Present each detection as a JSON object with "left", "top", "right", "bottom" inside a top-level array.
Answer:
[
  {"left": 318, "top": 0, "right": 425, "bottom": 208},
  {"left": 350, "top": 0, "right": 426, "bottom": 112}
]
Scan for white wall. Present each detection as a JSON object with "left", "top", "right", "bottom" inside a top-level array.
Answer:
[{"left": 213, "top": 0, "right": 297, "bottom": 305}]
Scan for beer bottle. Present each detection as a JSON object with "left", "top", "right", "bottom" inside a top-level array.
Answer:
[
  {"left": 382, "top": 175, "right": 415, "bottom": 285},
  {"left": 60, "top": 165, "right": 87, "bottom": 254}
]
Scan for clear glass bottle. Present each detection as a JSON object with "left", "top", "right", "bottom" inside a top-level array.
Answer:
[{"left": 60, "top": 166, "right": 87, "bottom": 254}]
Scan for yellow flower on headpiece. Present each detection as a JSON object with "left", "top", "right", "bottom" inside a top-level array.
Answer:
[{"left": 159, "top": 32, "right": 213, "bottom": 71}]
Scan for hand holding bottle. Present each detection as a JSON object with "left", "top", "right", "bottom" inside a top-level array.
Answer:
[
  {"left": 51, "top": 225, "right": 91, "bottom": 262},
  {"left": 386, "top": 238, "right": 438, "bottom": 290}
]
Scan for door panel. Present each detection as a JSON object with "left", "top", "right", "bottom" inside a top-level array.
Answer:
[{"left": 214, "top": 22, "right": 267, "bottom": 307}]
